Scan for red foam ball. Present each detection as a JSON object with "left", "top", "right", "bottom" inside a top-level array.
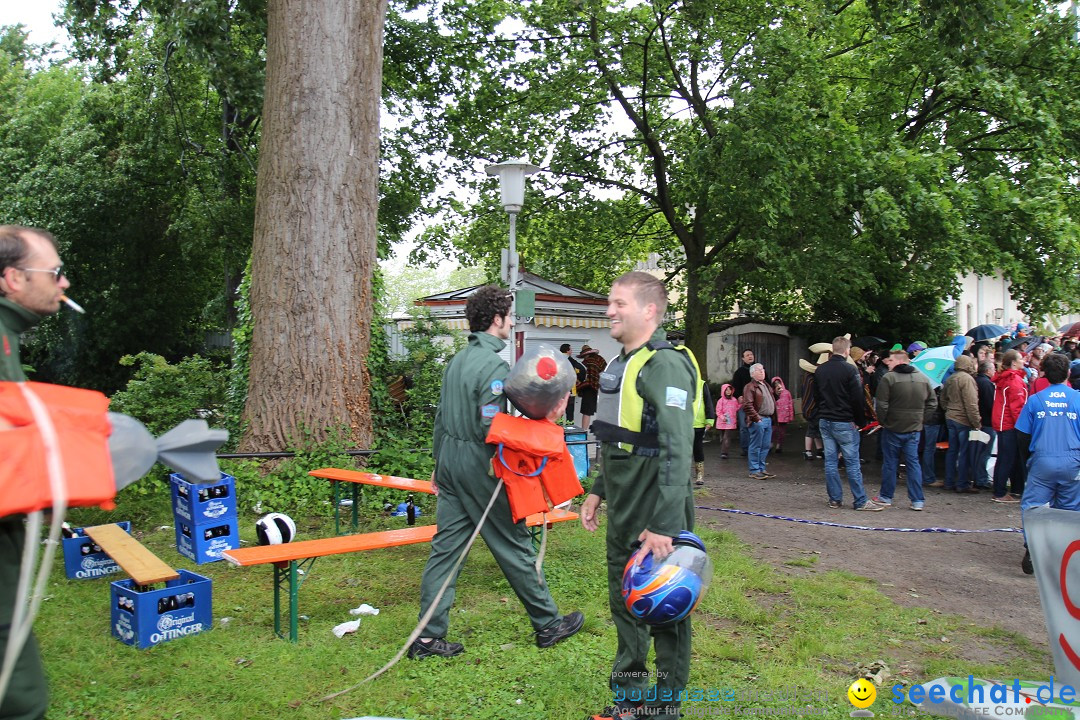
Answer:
[{"left": 536, "top": 356, "right": 558, "bottom": 380}]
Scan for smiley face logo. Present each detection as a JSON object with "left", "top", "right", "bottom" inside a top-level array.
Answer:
[{"left": 847, "top": 678, "right": 877, "bottom": 709}]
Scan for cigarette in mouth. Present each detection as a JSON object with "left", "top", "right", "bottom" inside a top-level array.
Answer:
[{"left": 60, "top": 295, "right": 85, "bottom": 314}]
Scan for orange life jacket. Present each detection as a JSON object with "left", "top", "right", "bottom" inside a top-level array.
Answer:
[
  {"left": 485, "top": 413, "right": 584, "bottom": 522},
  {"left": 0, "top": 381, "right": 117, "bottom": 516}
]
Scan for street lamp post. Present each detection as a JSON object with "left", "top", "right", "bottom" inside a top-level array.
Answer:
[{"left": 485, "top": 159, "right": 539, "bottom": 365}]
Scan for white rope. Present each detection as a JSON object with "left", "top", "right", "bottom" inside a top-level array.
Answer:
[
  {"left": 0, "top": 385, "right": 68, "bottom": 703},
  {"left": 534, "top": 513, "right": 548, "bottom": 580}
]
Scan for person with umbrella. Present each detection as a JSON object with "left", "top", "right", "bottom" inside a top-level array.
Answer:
[{"left": 965, "top": 324, "right": 1010, "bottom": 343}]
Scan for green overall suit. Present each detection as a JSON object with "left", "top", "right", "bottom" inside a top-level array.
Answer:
[
  {"left": 590, "top": 327, "right": 696, "bottom": 713},
  {"left": 416, "top": 331, "right": 561, "bottom": 638},
  {"left": 0, "top": 297, "right": 49, "bottom": 720}
]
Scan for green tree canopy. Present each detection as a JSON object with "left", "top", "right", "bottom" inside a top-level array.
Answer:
[
  {"left": 407, "top": 0, "right": 1080, "bottom": 369},
  {"left": 0, "top": 25, "right": 231, "bottom": 391}
]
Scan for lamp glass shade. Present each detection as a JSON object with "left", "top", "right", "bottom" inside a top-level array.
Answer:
[{"left": 485, "top": 160, "right": 539, "bottom": 212}]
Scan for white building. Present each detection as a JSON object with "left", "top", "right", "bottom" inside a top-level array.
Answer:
[
  {"left": 947, "top": 270, "right": 1079, "bottom": 335},
  {"left": 387, "top": 273, "right": 621, "bottom": 363}
]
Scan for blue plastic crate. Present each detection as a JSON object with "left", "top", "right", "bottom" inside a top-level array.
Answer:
[
  {"left": 61, "top": 522, "right": 132, "bottom": 580},
  {"left": 110, "top": 569, "right": 212, "bottom": 649},
  {"left": 564, "top": 427, "right": 590, "bottom": 480},
  {"left": 169, "top": 472, "right": 237, "bottom": 526},
  {"left": 174, "top": 518, "right": 239, "bottom": 564}
]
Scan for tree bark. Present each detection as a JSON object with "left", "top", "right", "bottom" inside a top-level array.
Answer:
[
  {"left": 240, "top": 0, "right": 386, "bottom": 451},
  {"left": 683, "top": 252, "right": 710, "bottom": 385}
]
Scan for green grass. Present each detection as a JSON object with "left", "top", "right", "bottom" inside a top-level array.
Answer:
[{"left": 33, "top": 503, "right": 1051, "bottom": 720}]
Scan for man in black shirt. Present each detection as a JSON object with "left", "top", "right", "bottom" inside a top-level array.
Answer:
[
  {"left": 813, "top": 336, "right": 884, "bottom": 511},
  {"left": 731, "top": 348, "right": 755, "bottom": 457}
]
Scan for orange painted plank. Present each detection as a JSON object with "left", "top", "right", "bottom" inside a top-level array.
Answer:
[
  {"left": 308, "top": 468, "right": 435, "bottom": 495},
  {"left": 222, "top": 509, "right": 578, "bottom": 567},
  {"left": 525, "top": 508, "right": 578, "bottom": 527},
  {"left": 221, "top": 524, "right": 438, "bottom": 567},
  {"left": 84, "top": 524, "right": 179, "bottom": 585}
]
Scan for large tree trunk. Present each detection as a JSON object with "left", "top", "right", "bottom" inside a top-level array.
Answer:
[
  {"left": 683, "top": 254, "right": 710, "bottom": 385},
  {"left": 240, "top": 0, "right": 387, "bottom": 452}
]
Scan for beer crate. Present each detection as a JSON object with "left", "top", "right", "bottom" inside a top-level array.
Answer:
[
  {"left": 110, "top": 569, "right": 212, "bottom": 649},
  {"left": 61, "top": 522, "right": 132, "bottom": 580},
  {"left": 173, "top": 517, "right": 239, "bottom": 564},
  {"left": 169, "top": 472, "right": 237, "bottom": 526},
  {"left": 564, "top": 427, "right": 590, "bottom": 480}
]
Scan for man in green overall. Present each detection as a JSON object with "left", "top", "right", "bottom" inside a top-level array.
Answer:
[
  {"left": 411, "top": 285, "right": 584, "bottom": 659},
  {"left": 1, "top": 225, "right": 70, "bottom": 720},
  {"left": 581, "top": 271, "right": 697, "bottom": 719}
]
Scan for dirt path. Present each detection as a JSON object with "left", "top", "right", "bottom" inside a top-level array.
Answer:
[{"left": 691, "top": 430, "right": 1045, "bottom": 647}]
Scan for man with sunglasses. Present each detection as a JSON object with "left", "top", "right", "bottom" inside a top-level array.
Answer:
[{"left": 0, "top": 225, "right": 69, "bottom": 719}]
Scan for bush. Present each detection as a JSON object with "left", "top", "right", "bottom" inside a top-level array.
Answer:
[
  {"left": 109, "top": 352, "right": 226, "bottom": 436},
  {"left": 235, "top": 425, "right": 355, "bottom": 515}
]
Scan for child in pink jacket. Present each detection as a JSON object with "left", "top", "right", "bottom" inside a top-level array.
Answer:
[
  {"left": 714, "top": 383, "right": 740, "bottom": 459},
  {"left": 771, "top": 376, "right": 795, "bottom": 454}
]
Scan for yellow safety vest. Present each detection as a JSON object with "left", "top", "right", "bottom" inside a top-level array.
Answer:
[{"left": 595, "top": 341, "right": 703, "bottom": 454}]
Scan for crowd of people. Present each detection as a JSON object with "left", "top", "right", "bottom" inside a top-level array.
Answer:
[{"left": 711, "top": 329, "right": 1080, "bottom": 573}]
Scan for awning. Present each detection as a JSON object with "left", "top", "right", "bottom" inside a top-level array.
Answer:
[
  {"left": 534, "top": 315, "right": 610, "bottom": 329},
  {"left": 397, "top": 318, "right": 470, "bottom": 330},
  {"left": 398, "top": 316, "right": 610, "bottom": 330}
]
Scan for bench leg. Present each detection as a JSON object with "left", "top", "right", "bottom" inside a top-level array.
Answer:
[
  {"left": 333, "top": 482, "right": 341, "bottom": 535},
  {"left": 272, "top": 558, "right": 315, "bottom": 642},
  {"left": 273, "top": 563, "right": 282, "bottom": 638},
  {"left": 351, "top": 484, "right": 359, "bottom": 532},
  {"left": 289, "top": 561, "right": 299, "bottom": 642},
  {"left": 332, "top": 481, "right": 361, "bottom": 535}
]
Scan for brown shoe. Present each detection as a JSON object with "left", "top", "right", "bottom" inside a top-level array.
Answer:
[{"left": 924, "top": 481, "right": 945, "bottom": 488}]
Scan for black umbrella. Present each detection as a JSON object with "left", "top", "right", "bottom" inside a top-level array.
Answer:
[
  {"left": 851, "top": 336, "right": 887, "bottom": 349},
  {"left": 1003, "top": 335, "right": 1043, "bottom": 352},
  {"left": 965, "top": 324, "right": 1009, "bottom": 342}
]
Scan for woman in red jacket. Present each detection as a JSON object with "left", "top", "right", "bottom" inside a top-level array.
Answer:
[{"left": 990, "top": 349, "right": 1027, "bottom": 502}]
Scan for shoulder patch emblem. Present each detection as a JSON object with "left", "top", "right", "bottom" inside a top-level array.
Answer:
[
  {"left": 665, "top": 386, "right": 688, "bottom": 410},
  {"left": 490, "top": 380, "right": 504, "bottom": 395},
  {"left": 481, "top": 403, "right": 500, "bottom": 418}
]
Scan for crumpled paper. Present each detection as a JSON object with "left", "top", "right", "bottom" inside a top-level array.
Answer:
[
  {"left": 332, "top": 620, "right": 362, "bottom": 638},
  {"left": 349, "top": 603, "right": 380, "bottom": 617}
]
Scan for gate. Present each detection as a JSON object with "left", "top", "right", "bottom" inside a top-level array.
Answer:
[{"left": 735, "top": 332, "right": 790, "bottom": 387}]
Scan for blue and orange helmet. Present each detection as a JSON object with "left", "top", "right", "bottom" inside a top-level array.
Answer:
[{"left": 621, "top": 530, "right": 713, "bottom": 626}]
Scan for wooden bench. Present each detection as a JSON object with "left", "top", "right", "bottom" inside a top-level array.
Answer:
[
  {"left": 84, "top": 523, "right": 179, "bottom": 586},
  {"left": 224, "top": 468, "right": 580, "bottom": 641},
  {"left": 311, "top": 468, "right": 435, "bottom": 535}
]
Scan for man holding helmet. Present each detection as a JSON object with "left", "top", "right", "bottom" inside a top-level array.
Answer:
[{"left": 580, "top": 271, "right": 698, "bottom": 719}]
